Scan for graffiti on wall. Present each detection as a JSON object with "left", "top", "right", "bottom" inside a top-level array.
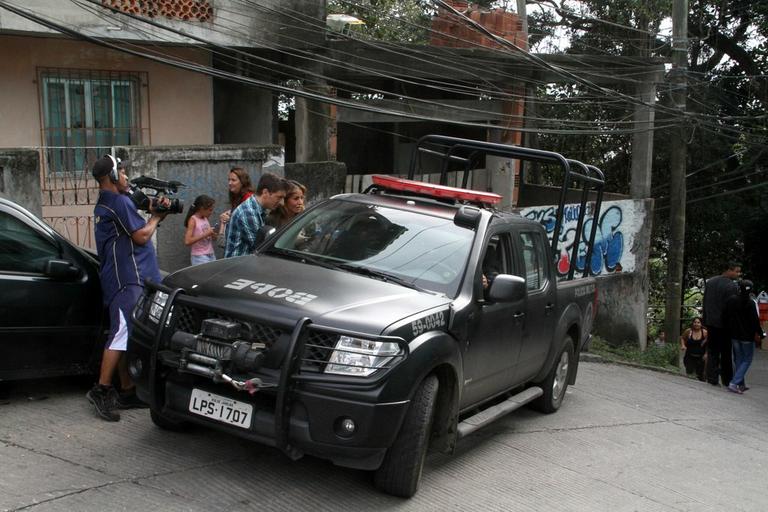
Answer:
[{"left": 520, "top": 199, "right": 642, "bottom": 278}]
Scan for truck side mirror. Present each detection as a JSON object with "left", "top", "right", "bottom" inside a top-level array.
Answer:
[
  {"left": 255, "top": 225, "right": 277, "bottom": 246},
  {"left": 488, "top": 274, "right": 526, "bottom": 302}
]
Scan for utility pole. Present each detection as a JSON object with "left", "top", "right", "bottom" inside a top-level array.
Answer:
[
  {"left": 516, "top": 0, "right": 528, "bottom": 36},
  {"left": 664, "top": 0, "right": 688, "bottom": 348}
]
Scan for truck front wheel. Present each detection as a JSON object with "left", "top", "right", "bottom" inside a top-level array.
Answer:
[
  {"left": 374, "top": 374, "right": 439, "bottom": 498},
  {"left": 150, "top": 408, "right": 189, "bottom": 431},
  {"left": 531, "top": 336, "right": 574, "bottom": 414}
]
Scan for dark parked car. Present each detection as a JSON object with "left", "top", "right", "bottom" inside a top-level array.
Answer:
[{"left": 0, "top": 197, "right": 104, "bottom": 380}]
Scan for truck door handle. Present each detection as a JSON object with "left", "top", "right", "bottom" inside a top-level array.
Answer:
[
  {"left": 545, "top": 304, "right": 555, "bottom": 315},
  {"left": 513, "top": 312, "right": 525, "bottom": 319}
]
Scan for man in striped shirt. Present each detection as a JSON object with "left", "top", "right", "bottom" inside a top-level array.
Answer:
[{"left": 224, "top": 173, "right": 288, "bottom": 258}]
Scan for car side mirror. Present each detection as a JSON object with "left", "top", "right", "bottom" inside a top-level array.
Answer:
[
  {"left": 44, "top": 258, "right": 81, "bottom": 279},
  {"left": 488, "top": 274, "right": 526, "bottom": 302},
  {"left": 255, "top": 225, "right": 277, "bottom": 246}
]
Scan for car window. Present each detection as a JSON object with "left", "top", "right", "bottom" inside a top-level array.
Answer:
[
  {"left": 0, "top": 211, "right": 59, "bottom": 273},
  {"left": 519, "top": 231, "right": 545, "bottom": 291},
  {"left": 272, "top": 200, "right": 474, "bottom": 297}
]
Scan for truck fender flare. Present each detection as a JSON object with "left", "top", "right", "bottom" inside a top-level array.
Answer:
[
  {"left": 532, "top": 303, "right": 581, "bottom": 384},
  {"left": 385, "top": 331, "right": 462, "bottom": 455}
]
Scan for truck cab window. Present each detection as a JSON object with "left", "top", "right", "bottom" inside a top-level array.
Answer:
[
  {"left": 519, "top": 232, "right": 544, "bottom": 291},
  {"left": 481, "top": 234, "right": 512, "bottom": 293}
]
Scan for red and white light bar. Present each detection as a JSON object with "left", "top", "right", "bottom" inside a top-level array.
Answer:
[{"left": 371, "top": 175, "right": 502, "bottom": 206}]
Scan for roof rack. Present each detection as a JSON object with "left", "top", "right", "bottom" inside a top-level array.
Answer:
[{"left": 405, "top": 135, "right": 606, "bottom": 280}]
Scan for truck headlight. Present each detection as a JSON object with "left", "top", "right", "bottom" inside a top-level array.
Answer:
[
  {"left": 325, "top": 336, "right": 401, "bottom": 377},
  {"left": 148, "top": 291, "right": 169, "bottom": 323}
]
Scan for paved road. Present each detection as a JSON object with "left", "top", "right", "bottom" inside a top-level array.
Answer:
[{"left": 1, "top": 350, "right": 767, "bottom": 512}]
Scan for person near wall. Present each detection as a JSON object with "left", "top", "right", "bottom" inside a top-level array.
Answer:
[
  {"left": 654, "top": 331, "right": 667, "bottom": 347},
  {"left": 266, "top": 180, "right": 306, "bottom": 228},
  {"left": 224, "top": 173, "right": 288, "bottom": 258},
  {"left": 87, "top": 155, "right": 168, "bottom": 421},
  {"left": 679, "top": 317, "right": 707, "bottom": 381},
  {"left": 183, "top": 194, "right": 217, "bottom": 266},
  {"left": 724, "top": 280, "right": 765, "bottom": 394},
  {"left": 702, "top": 262, "right": 741, "bottom": 386},
  {"left": 217, "top": 167, "right": 255, "bottom": 248}
]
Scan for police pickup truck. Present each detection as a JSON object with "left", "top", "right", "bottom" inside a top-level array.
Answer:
[{"left": 127, "top": 136, "right": 605, "bottom": 497}]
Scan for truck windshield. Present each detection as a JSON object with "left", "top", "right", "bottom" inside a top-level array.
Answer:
[{"left": 270, "top": 199, "right": 474, "bottom": 296}]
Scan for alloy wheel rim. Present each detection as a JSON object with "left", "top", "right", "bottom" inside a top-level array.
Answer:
[{"left": 552, "top": 351, "right": 569, "bottom": 401}]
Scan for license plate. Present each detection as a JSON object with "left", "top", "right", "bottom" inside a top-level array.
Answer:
[{"left": 188, "top": 389, "right": 253, "bottom": 429}]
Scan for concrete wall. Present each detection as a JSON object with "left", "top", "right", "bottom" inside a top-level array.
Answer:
[
  {"left": 519, "top": 199, "right": 650, "bottom": 277},
  {"left": 213, "top": 81, "right": 276, "bottom": 145},
  {"left": 0, "top": 35, "right": 213, "bottom": 149},
  {"left": 115, "top": 144, "right": 284, "bottom": 273},
  {"left": 0, "top": 150, "right": 40, "bottom": 216},
  {"left": 594, "top": 273, "right": 650, "bottom": 349},
  {"left": 284, "top": 161, "right": 347, "bottom": 204},
  {"left": 0, "top": 0, "right": 324, "bottom": 48},
  {"left": 517, "top": 183, "right": 629, "bottom": 207},
  {"left": 519, "top": 198, "right": 654, "bottom": 347},
  {"left": 115, "top": 149, "right": 348, "bottom": 273}
]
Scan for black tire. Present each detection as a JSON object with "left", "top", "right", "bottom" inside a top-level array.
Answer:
[
  {"left": 530, "top": 336, "right": 574, "bottom": 414},
  {"left": 374, "top": 375, "right": 439, "bottom": 498},
  {"left": 150, "top": 408, "right": 189, "bottom": 431}
]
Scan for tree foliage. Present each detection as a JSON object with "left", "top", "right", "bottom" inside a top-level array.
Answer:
[
  {"left": 325, "top": 0, "right": 768, "bottom": 292},
  {"left": 527, "top": 0, "right": 768, "bottom": 292}
]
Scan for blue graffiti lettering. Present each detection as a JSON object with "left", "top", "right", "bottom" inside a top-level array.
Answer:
[{"left": 523, "top": 203, "right": 626, "bottom": 277}]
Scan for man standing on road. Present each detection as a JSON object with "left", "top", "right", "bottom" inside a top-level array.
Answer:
[
  {"left": 724, "top": 279, "right": 765, "bottom": 394},
  {"left": 224, "top": 172, "right": 288, "bottom": 258},
  {"left": 702, "top": 262, "right": 741, "bottom": 386},
  {"left": 87, "top": 155, "right": 168, "bottom": 421}
]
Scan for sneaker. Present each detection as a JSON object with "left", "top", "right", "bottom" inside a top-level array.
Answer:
[
  {"left": 116, "top": 388, "right": 148, "bottom": 409},
  {"left": 739, "top": 385, "right": 750, "bottom": 392},
  {"left": 727, "top": 383, "right": 744, "bottom": 395},
  {"left": 86, "top": 385, "right": 121, "bottom": 421}
]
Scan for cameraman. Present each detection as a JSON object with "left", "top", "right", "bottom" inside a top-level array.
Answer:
[{"left": 87, "top": 156, "right": 169, "bottom": 422}]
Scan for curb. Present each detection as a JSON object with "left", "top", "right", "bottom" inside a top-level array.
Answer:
[{"left": 580, "top": 352, "right": 684, "bottom": 376}]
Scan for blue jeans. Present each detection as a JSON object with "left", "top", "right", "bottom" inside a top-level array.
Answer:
[
  {"left": 731, "top": 339, "right": 755, "bottom": 387},
  {"left": 190, "top": 253, "right": 215, "bottom": 266}
]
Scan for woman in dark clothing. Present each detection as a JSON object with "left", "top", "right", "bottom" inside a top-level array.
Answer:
[
  {"left": 724, "top": 280, "right": 765, "bottom": 394},
  {"left": 679, "top": 317, "right": 707, "bottom": 381},
  {"left": 266, "top": 180, "right": 306, "bottom": 228}
]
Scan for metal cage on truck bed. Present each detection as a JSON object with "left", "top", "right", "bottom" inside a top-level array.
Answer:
[{"left": 402, "top": 135, "right": 606, "bottom": 280}]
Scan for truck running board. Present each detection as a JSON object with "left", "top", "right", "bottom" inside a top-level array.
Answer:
[{"left": 457, "top": 386, "right": 543, "bottom": 439}]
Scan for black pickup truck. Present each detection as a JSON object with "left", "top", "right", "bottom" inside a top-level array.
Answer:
[{"left": 127, "top": 136, "right": 605, "bottom": 497}]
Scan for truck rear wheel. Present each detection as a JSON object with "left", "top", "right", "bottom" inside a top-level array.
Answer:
[
  {"left": 374, "top": 374, "right": 439, "bottom": 498},
  {"left": 531, "top": 336, "right": 574, "bottom": 414},
  {"left": 150, "top": 408, "right": 189, "bottom": 431}
]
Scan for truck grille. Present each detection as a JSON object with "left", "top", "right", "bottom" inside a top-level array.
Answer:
[
  {"left": 303, "top": 331, "right": 339, "bottom": 372},
  {"left": 169, "top": 304, "right": 339, "bottom": 373},
  {"left": 174, "top": 305, "right": 282, "bottom": 346}
]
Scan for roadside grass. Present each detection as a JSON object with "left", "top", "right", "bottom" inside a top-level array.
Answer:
[{"left": 589, "top": 336, "right": 682, "bottom": 372}]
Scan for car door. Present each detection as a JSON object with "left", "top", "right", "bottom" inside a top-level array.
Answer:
[
  {"left": 512, "top": 229, "right": 556, "bottom": 383},
  {"left": 0, "top": 203, "right": 102, "bottom": 379},
  {"left": 460, "top": 231, "right": 524, "bottom": 408}
]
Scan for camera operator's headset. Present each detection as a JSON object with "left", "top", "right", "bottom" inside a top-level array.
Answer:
[{"left": 105, "top": 154, "right": 121, "bottom": 183}]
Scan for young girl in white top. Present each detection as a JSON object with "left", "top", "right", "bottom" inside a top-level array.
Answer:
[{"left": 184, "top": 195, "right": 216, "bottom": 266}]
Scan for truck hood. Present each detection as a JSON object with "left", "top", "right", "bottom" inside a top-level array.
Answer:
[{"left": 163, "top": 254, "right": 451, "bottom": 334}]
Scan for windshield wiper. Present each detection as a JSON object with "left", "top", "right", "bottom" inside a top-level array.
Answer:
[
  {"left": 264, "top": 247, "right": 340, "bottom": 270},
  {"left": 337, "top": 264, "right": 426, "bottom": 292}
]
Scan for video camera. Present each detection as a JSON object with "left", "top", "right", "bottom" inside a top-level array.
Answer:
[{"left": 126, "top": 176, "right": 185, "bottom": 215}]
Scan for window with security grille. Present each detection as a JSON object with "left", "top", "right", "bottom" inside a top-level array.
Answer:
[{"left": 39, "top": 68, "right": 146, "bottom": 174}]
